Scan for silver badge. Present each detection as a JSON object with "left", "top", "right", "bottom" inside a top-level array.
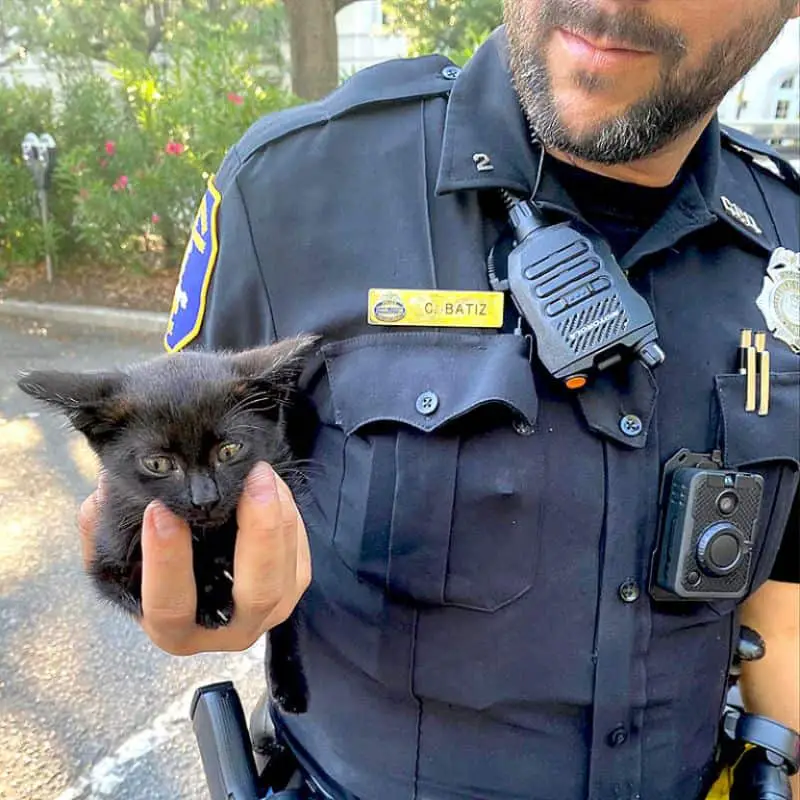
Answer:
[
  {"left": 721, "top": 196, "right": 763, "bottom": 235},
  {"left": 756, "top": 247, "right": 800, "bottom": 353}
]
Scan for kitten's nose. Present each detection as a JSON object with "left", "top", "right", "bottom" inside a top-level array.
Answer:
[{"left": 189, "top": 473, "right": 220, "bottom": 512}]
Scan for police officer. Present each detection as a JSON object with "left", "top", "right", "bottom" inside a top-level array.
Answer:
[{"left": 79, "top": 1, "right": 800, "bottom": 798}]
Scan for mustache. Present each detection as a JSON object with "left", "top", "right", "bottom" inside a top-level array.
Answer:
[{"left": 538, "top": 0, "right": 687, "bottom": 61}]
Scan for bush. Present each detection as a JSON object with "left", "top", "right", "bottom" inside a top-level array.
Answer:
[{"left": 0, "top": 22, "right": 299, "bottom": 271}]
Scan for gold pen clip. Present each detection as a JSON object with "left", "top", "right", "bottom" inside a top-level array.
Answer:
[
  {"left": 745, "top": 344, "right": 757, "bottom": 412},
  {"left": 754, "top": 331, "right": 770, "bottom": 416}
]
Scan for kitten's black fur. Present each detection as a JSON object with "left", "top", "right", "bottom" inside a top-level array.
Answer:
[{"left": 17, "top": 334, "right": 318, "bottom": 715}]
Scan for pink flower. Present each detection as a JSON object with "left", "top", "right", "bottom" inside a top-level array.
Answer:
[
  {"left": 227, "top": 92, "right": 244, "bottom": 105},
  {"left": 164, "top": 141, "right": 186, "bottom": 155},
  {"left": 112, "top": 175, "right": 129, "bottom": 191},
  {"left": 151, "top": 213, "right": 161, "bottom": 224},
  {"left": 104, "top": 140, "right": 116, "bottom": 156}
]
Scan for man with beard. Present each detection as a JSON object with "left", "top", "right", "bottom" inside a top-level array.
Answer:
[{"left": 81, "top": 1, "right": 800, "bottom": 798}]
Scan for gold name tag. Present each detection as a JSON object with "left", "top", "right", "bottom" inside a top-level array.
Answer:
[{"left": 368, "top": 289, "right": 504, "bottom": 328}]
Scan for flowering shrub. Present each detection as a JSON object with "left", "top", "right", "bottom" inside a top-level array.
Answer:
[{"left": 1, "top": 30, "right": 299, "bottom": 270}]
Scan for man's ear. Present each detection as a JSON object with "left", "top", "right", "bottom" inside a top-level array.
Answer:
[{"left": 16, "top": 369, "right": 127, "bottom": 446}]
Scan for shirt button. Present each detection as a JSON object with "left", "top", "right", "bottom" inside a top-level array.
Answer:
[
  {"left": 619, "top": 414, "right": 643, "bottom": 437},
  {"left": 618, "top": 579, "right": 641, "bottom": 604},
  {"left": 416, "top": 390, "right": 440, "bottom": 416},
  {"left": 607, "top": 726, "right": 628, "bottom": 747},
  {"left": 441, "top": 65, "right": 461, "bottom": 80}
]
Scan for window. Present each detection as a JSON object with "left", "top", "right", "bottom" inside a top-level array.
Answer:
[
  {"left": 780, "top": 76, "right": 795, "bottom": 90},
  {"left": 775, "top": 100, "right": 790, "bottom": 119}
]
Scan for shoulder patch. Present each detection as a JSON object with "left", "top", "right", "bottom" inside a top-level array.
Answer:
[
  {"left": 721, "top": 124, "right": 800, "bottom": 193},
  {"left": 164, "top": 175, "right": 222, "bottom": 353}
]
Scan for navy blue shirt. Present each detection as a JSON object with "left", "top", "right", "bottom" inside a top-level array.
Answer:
[{"left": 177, "top": 28, "right": 800, "bottom": 800}]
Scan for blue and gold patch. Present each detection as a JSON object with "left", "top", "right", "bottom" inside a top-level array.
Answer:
[{"left": 164, "top": 175, "right": 222, "bottom": 353}]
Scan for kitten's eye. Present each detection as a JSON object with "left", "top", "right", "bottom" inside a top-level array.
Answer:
[
  {"left": 217, "top": 442, "right": 243, "bottom": 464},
  {"left": 140, "top": 455, "right": 177, "bottom": 476}
]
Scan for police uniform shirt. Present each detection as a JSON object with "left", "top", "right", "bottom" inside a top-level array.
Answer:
[{"left": 170, "top": 27, "right": 800, "bottom": 800}]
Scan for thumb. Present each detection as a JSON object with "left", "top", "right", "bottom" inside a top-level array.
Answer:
[{"left": 140, "top": 501, "right": 197, "bottom": 624}]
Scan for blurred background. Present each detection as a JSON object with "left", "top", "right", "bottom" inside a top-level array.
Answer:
[{"left": 0, "top": 3, "right": 798, "bottom": 799}]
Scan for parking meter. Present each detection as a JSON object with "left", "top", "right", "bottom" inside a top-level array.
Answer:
[{"left": 21, "top": 132, "right": 58, "bottom": 281}]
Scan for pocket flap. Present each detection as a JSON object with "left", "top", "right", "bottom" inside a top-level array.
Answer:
[
  {"left": 322, "top": 332, "right": 538, "bottom": 435},
  {"left": 715, "top": 371, "right": 800, "bottom": 469}
]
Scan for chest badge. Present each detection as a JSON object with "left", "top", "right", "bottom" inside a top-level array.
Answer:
[
  {"left": 756, "top": 247, "right": 800, "bottom": 354},
  {"left": 721, "top": 196, "right": 763, "bottom": 235}
]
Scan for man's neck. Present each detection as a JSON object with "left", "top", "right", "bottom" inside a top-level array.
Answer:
[{"left": 547, "top": 110, "right": 716, "bottom": 188}]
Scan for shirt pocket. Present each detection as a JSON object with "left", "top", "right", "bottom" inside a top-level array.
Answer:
[
  {"left": 713, "top": 370, "right": 800, "bottom": 594},
  {"left": 315, "top": 331, "right": 541, "bottom": 612}
]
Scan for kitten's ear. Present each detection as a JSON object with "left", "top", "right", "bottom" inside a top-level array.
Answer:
[
  {"left": 228, "top": 334, "right": 320, "bottom": 385},
  {"left": 16, "top": 369, "right": 127, "bottom": 446}
]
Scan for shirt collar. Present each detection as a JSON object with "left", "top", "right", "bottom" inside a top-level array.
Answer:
[
  {"left": 435, "top": 26, "right": 540, "bottom": 198},
  {"left": 436, "top": 26, "right": 777, "bottom": 255}
]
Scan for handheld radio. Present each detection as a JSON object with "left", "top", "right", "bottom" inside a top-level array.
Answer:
[{"left": 495, "top": 193, "right": 666, "bottom": 389}]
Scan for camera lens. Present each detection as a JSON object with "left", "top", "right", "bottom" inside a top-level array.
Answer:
[
  {"left": 697, "top": 523, "right": 745, "bottom": 577},
  {"left": 717, "top": 490, "right": 739, "bottom": 516}
]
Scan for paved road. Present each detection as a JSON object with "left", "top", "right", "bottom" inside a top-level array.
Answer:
[{"left": 0, "top": 316, "right": 267, "bottom": 800}]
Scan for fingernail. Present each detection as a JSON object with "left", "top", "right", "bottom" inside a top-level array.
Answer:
[
  {"left": 148, "top": 502, "right": 174, "bottom": 540},
  {"left": 246, "top": 462, "right": 277, "bottom": 502}
]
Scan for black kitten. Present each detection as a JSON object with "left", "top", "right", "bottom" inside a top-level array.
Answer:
[{"left": 17, "top": 334, "right": 318, "bottom": 715}]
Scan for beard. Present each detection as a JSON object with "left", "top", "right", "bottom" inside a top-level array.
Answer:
[{"left": 504, "top": 0, "right": 795, "bottom": 164}]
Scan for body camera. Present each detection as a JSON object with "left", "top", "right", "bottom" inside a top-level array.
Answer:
[{"left": 651, "top": 468, "right": 764, "bottom": 601}]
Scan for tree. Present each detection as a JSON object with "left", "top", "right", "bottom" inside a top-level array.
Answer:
[
  {"left": 284, "top": 0, "right": 359, "bottom": 100},
  {"left": 0, "top": 1, "right": 286, "bottom": 74},
  {"left": 0, "top": 0, "right": 362, "bottom": 100},
  {"left": 384, "top": 0, "right": 502, "bottom": 64}
]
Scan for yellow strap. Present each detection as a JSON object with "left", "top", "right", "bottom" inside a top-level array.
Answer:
[{"left": 705, "top": 766, "right": 732, "bottom": 800}]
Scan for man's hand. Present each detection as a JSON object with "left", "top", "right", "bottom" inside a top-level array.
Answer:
[{"left": 77, "top": 462, "right": 312, "bottom": 656}]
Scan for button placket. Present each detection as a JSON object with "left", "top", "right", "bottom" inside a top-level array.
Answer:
[{"left": 618, "top": 579, "right": 641, "bottom": 604}]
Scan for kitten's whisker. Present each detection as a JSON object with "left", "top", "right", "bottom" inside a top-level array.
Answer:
[
  {"left": 216, "top": 609, "right": 230, "bottom": 624},
  {"left": 226, "top": 391, "right": 278, "bottom": 416},
  {"left": 223, "top": 570, "right": 234, "bottom": 583}
]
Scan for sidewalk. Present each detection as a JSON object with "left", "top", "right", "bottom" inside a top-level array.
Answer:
[{"left": 0, "top": 298, "right": 168, "bottom": 334}]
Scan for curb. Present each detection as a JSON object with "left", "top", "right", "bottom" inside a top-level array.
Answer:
[{"left": 0, "top": 298, "right": 168, "bottom": 335}]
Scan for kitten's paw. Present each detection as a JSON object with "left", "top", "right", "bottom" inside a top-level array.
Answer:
[{"left": 196, "top": 598, "right": 234, "bottom": 629}]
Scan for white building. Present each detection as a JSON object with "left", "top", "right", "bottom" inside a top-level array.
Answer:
[
  {"left": 719, "top": 19, "right": 799, "bottom": 124},
  {"left": 337, "top": 0, "right": 407, "bottom": 78}
]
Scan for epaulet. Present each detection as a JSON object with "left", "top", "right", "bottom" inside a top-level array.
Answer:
[
  {"left": 721, "top": 124, "right": 800, "bottom": 193},
  {"left": 219, "top": 55, "right": 460, "bottom": 180}
]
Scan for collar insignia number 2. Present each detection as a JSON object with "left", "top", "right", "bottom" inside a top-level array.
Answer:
[
  {"left": 756, "top": 247, "right": 800, "bottom": 354},
  {"left": 721, "top": 196, "right": 763, "bottom": 235},
  {"left": 164, "top": 176, "right": 222, "bottom": 353}
]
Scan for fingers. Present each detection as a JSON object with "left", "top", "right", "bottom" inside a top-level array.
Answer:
[
  {"left": 79, "top": 462, "right": 311, "bottom": 658},
  {"left": 232, "top": 463, "right": 299, "bottom": 636},
  {"left": 139, "top": 501, "right": 198, "bottom": 655},
  {"left": 77, "top": 472, "right": 106, "bottom": 569}
]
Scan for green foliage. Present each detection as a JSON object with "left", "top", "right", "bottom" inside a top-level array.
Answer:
[
  {"left": 0, "top": 83, "right": 56, "bottom": 262},
  {"left": 384, "top": 0, "right": 503, "bottom": 64},
  {"left": 0, "top": 0, "right": 299, "bottom": 270}
]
